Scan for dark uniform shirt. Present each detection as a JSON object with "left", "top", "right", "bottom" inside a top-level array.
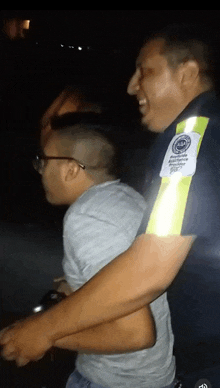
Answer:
[
  {"left": 139, "top": 91, "right": 220, "bottom": 255},
  {"left": 138, "top": 90, "right": 220, "bottom": 349}
]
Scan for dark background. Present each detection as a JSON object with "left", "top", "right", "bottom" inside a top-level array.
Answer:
[
  {"left": 2, "top": 10, "right": 220, "bottom": 225},
  {"left": 1, "top": 10, "right": 220, "bottom": 388}
]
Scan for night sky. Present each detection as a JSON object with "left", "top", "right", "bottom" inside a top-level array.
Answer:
[
  {"left": 2, "top": 9, "right": 220, "bottom": 225},
  {"left": 3, "top": 10, "right": 220, "bottom": 48}
]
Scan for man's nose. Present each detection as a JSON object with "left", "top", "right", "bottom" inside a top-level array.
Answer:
[{"left": 127, "top": 70, "right": 139, "bottom": 96}]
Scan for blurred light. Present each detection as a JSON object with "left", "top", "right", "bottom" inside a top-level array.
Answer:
[
  {"left": 23, "top": 20, "right": 30, "bottom": 30},
  {"left": 33, "top": 305, "right": 43, "bottom": 313},
  {"left": 78, "top": 46, "right": 82, "bottom": 50},
  {"left": 60, "top": 44, "right": 64, "bottom": 47},
  {"left": 3, "top": 18, "right": 30, "bottom": 40}
]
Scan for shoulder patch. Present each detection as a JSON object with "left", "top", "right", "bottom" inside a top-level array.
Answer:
[{"left": 160, "top": 132, "right": 201, "bottom": 177}]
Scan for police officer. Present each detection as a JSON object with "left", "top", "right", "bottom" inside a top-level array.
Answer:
[{"left": 4, "top": 24, "right": 216, "bottom": 387}]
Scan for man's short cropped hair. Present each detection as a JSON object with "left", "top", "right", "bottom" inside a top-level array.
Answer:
[
  {"left": 50, "top": 112, "right": 122, "bottom": 179},
  {"left": 146, "top": 23, "right": 216, "bottom": 89}
]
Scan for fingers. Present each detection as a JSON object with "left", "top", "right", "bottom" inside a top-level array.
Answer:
[
  {"left": 0, "top": 326, "right": 18, "bottom": 362},
  {"left": 0, "top": 321, "right": 21, "bottom": 345},
  {"left": 0, "top": 316, "right": 49, "bottom": 367},
  {"left": 0, "top": 327, "right": 14, "bottom": 345},
  {"left": 1, "top": 343, "right": 16, "bottom": 361},
  {"left": 53, "top": 276, "right": 65, "bottom": 282},
  {"left": 16, "top": 352, "right": 44, "bottom": 366},
  {"left": 0, "top": 327, "right": 10, "bottom": 342},
  {"left": 1, "top": 342, "right": 44, "bottom": 366},
  {"left": 2, "top": 352, "right": 33, "bottom": 367},
  {"left": 16, "top": 356, "right": 30, "bottom": 367},
  {"left": 1, "top": 342, "right": 44, "bottom": 367}
]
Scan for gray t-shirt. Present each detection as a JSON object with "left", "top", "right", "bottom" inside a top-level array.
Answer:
[{"left": 62, "top": 180, "right": 175, "bottom": 388}]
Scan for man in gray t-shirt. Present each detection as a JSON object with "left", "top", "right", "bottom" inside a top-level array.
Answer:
[
  {"left": 61, "top": 179, "right": 175, "bottom": 388},
  {"left": 47, "top": 113, "right": 176, "bottom": 388},
  {"left": 2, "top": 112, "right": 176, "bottom": 388}
]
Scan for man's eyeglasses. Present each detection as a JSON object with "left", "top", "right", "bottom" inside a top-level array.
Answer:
[{"left": 32, "top": 154, "right": 86, "bottom": 173}]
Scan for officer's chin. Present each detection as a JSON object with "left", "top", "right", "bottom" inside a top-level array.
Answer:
[
  {"left": 140, "top": 115, "right": 149, "bottom": 130},
  {"left": 141, "top": 116, "right": 167, "bottom": 134},
  {"left": 140, "top": 115, "right": 157, "bottom": 133}
]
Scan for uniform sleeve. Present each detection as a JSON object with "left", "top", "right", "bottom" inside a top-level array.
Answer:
[{"left": 63, "top": 212, "right": 134, "bottom": 289}]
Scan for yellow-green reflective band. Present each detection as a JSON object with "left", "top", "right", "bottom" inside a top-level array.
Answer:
[{"left": 146, "top": 116, "right": 209, "bottom": 236}]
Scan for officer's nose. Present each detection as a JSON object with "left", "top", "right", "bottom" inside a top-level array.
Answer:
[{"left": 127, "top": 69, "right": 140, "bottom": 96}]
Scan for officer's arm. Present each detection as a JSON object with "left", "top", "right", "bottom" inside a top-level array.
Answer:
[
  {"left": 0, "top": 233, "right": 194, "bottom": 367},
  {"left": 55, "top": 305, "right": 156, "bottom": 353},
  {"left": 41, "top": 233, "right": 194, "bottom": 341}
]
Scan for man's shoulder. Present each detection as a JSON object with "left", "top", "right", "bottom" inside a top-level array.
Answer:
[
  {"left": 65, "top": 181, "right": 147, "bottom": 225},
  {"left": 75, "top": 181, "right": 145, "bottom": 209}
]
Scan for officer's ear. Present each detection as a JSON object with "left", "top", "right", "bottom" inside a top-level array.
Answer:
[{"left": 179, "top": 60, "right": 200, "bottom": 88}]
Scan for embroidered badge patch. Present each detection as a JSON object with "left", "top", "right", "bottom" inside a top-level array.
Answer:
[
  {"left": 172, "top": 134, "right": 191, "bottom": 154},
  {"left": 160, "top": 132, "right": 201, "bottom": 177}
]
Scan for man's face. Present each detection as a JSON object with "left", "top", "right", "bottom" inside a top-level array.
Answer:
[
  {"left": 127, "top": 39, "right": 186, "bottom": 132},
  {"left": 41, "top": 135, "right": 68, "bottom": 205}
]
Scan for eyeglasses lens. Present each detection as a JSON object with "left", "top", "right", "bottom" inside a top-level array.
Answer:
[{"left": 33, "top": 156, "right": 43, "bottom": 172}]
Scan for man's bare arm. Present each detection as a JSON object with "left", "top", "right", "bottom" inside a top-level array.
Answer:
[
  {"left": 55, "top": 306, "right": 156, "bottom": 354},
  {"left": 44, "top": 234, "right": 195, "bottom": 340},
  {"left": 0, "top": 234, "right": 195, "bottom": 365}
]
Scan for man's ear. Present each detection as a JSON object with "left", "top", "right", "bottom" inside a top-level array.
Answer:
[
  {"left": 61, "top": 161, "right": 80, "bottom": 182},
  {"left": 180, "top": 60, "right": 200, "bottom": 87}
]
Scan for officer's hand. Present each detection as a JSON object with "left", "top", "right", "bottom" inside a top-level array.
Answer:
[{"left": 0, "top": 313, "right": 54, "bottom": 367}]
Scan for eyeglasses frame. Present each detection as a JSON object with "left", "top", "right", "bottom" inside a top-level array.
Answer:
[{"left": 33, "top": 154, "right": 86, "bottom": 172}]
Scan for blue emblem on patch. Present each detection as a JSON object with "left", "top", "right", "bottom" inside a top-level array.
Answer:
[{"left": 172, "top": 134, "right": 191, "bottom": 154}]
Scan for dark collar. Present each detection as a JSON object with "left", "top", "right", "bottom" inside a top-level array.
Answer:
[{"left": 165, "top": 90, "right": 217, "bottom": 135}]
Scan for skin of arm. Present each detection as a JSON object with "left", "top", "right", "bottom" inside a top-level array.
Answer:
[
  {"left": 43, "top": 234, "right": 195, "bottom": 339},
  {"left": 0, "top": 233, "right": 195, "bottom": 366},
  {"left": 54, "top": 305, "right": 156, "bottom": 354},
  {"left": 53, "top": 279, "right": 156, "bottom": 353}
]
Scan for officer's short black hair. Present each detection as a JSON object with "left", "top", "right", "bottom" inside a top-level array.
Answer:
[{"left": 145, "top": 23, "right": 216, "bottom": 89}]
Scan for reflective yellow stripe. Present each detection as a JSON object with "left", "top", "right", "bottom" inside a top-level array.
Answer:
[{"left": 146, "top": 117, "right": 209, "bottom": 236}]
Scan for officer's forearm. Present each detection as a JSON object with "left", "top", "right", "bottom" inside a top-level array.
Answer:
[
  {"left": 55, "top": 306, "right": 155, "bottom": 354},
  {"left": 41, "top": 234, "right": 194, "bottom": 343}
]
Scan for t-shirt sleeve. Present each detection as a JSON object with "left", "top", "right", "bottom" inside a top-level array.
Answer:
[{"left": 63, "top": 211, "right": 134, "bottom": 289}]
